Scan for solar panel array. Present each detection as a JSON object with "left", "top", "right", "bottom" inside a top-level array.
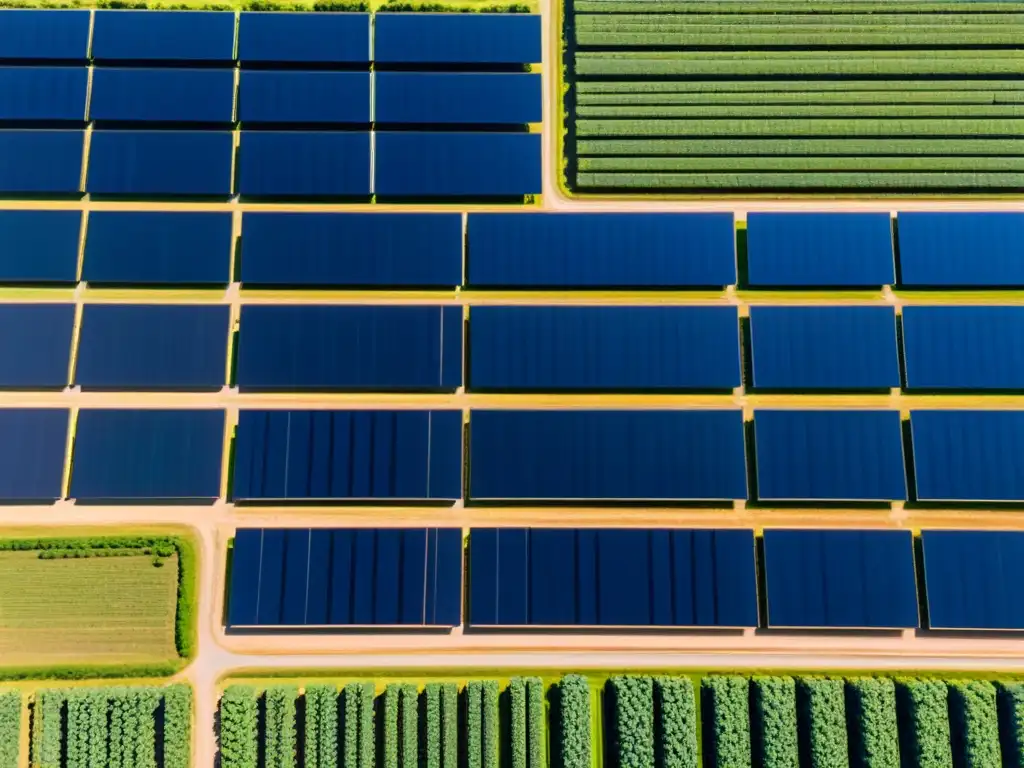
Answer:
[
  {"left": 0, "top": 10, "right": 542, "bottom": 199},
  {"left": 227, "top": 526, "right": 1024, "bottom": 631}
]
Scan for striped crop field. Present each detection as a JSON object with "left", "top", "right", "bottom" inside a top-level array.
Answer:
[{"left": 563, "top": 1, "right": 1024, "bottom": 194}]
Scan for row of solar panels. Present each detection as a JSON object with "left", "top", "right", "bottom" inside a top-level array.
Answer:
[
  {"left": 0, "top": 130, "right": 541, "bottom": 198},
  {"left": 2, "top": 210, "right": 1019, "bottom": 287},
  {"left": 0, "top": 68, "right": 542, "bottom": 125},
  {"left": 4, "top": 407, "right": 1023, "bottom": 503},
  {"left": 227, "top": 526, "right": 1024, "bottom": 632},
  {"left": 0, "top": 11, "right": 542, "bottom": 65},
  {"left": 11, "top": 303, "right": 1024, "bottom": 393}
]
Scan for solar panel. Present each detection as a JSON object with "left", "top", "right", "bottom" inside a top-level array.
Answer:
[
  {"left": 922, "top": 530, "right": 1024, "bottom": 631},
  {"left": 754, "top": 410, "right": 907, "bottom": 501},
  {"left": 0, "top": 10, "right": 90, "bottom": 61},
  {"left": 902, "top": 306, "right": 1024, "bottom": 390},
  {"left": 233, "top": 410, "right": 463, "bottom": 502},
  {"left": 236, "top": 305, "right": 463, "bottom": 391},
  {"left": 749, "top": 306, "right": 900, "bottom": 390},
  {"left": 238, "top": 12, "right": 371, "bottom": 64},
  {"left": 240, "top": 212, "right": 462, "bottom": 287},
  {"left": 89, "top": 68, "right": 235, "bottom": 123},
  {"left": 0, "top": 210, "right": 80, "bottom": 283},
  {"left": 70, "top": 409, "right": 224, "bottom": 501},
  {"left": 375, "top": 73, "right": 542, "bottom": 125},
  {"left": 469, "top": 409, "right": 747, "bottom": 501},
  {"left": 374, "top": 14, "right": 542, "bottom": 64},
  {"left": 228, "top": 527, "right": 463, "bottom": 627},
  {"left": 82, "top": 211, "right": 232, "bottom": 285},
  {"left": 0, "top": 67, "right": 87, "bottom": 121},
  {"left": 746, "top": 213, "right": 895, "bottom": 287},
  {"left": 469, "top": 305, "right": 740, "bottom": 391},
  {"left": 87, "top": 130, "right": 232, "bottom": 197},
  {"left": 0, "top": 130, "right": 83, "bottom": 194},
  {"left": 238, "top": 71, "right": 370, "bottom": 125},
  {"left": 375, "top": 132, "right": 541, "bottom": 198},
  {"left": 75, "top": 304, "right": 229, "bottom": 390},
  {"left": 238, "top": 131, "right": 371, "bottom": 198},
  {"left": 0, "top": 409, "right": 68, "bottom": 501},
  {"left": 897, "top": 212, "right": 1024, "bottom": 287},
  {"left": 92, "top": 11, "right": 236, "bottom": 62},
  {"left": 469, "top": 528, "right": 758, "bottom": 627},
  {"left": 0, "top": 304, "right": 73, "bottom": 388},
  {"left": 911, "top": 410, "right": 1024, "bottom": 502},
  {"left": 763, "top": 529, "right": 919, "bottom": 629},
  {"left": 466, "top": 213, "right": 736, "bottom": 288}
]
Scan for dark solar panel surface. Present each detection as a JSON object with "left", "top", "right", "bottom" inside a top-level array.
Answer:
[
  {"left": 375, "top": 73, "right": 542, "bottom": 125},
  {"left": 0, "top": 304, "right": 73, "bottom": 388},
  {"left": 238, "top": 131, "right": 371, "bottom": 198},
  {"left": 238, "top": 12, "right": 371, "bottom": 63},
  {"left": 374, "top": 14, "right": 542, "bottom": 64},
  {"left": 0, "top": 130, "right": 83, "bottom": 194},
  {"left": 0, "top": 67, "right": 87, "bottom": 121},
  {"left": 898, "top": 212, "right": 1024, "bottom": 287},
  {"left": 0, "top": 409, "right": 68, "bottom": 501},
  {"left": 0, "top": 210, "right": 80, "bottom": 283},
  {"left": 238, "top": 71, "right": 370, "bottom": 125},
  {"left": 0, "top": 10, "right": 90, "bottom": 61},
  {"left": 92, "top": 11, "right": 236, "bottom": 62},
  {"left": 87, "top": 130, "right": 232, "bottom": 196},
  {"left": 89, "top": 68, "right": 235, "bottom": 123}
]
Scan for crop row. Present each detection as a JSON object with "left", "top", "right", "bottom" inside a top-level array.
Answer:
[
  {"left": 575, "top": 117, "right": 1024, "bottom": 137},
  {"left": 575, "top": 79, "right": 1024, "bottom": 94},
  {"left": 31, "top": 685, "right": 190, "bottom": 768},
  {"left": 577, "top": 91, "right": 1024, "bottom": 106},
  {"left": 0, "top": 692, "right": 18, "bottom": 768},
  {"left": 576, "top": 29, "right": 1024, "bottom": 47},
  {"left": 220, "top": 680, "right": 545, "bottom": 768},
  {"left": 573, "top": 1, "right": 1024, "bottom": 13},
  {"left": 575, "top": 171, "right": 1024, "bottom": 190},
  {"left": 576, "top": 104, "right": 1024, "bottom": 118},
  {"left": 574, "top": 12, "right": 1024, "bottom": 27},
  {"left": 575, "top": 137, "right": 1024, "bottom": 156},
  {"left": 579, "top": 156, "right": 1024, "bottom": 172}
]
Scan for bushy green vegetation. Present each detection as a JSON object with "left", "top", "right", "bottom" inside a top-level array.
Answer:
[
  {"left": 703, "top": 676, "right": 751, "bottom": 767},
  {"left": 304, "top": 684, "right": 338, "bottom": 768},
  {"left": 509, "top": 677, "right": 545, "bottom": 768},
  {"left": 220, "top": 685, "right": 259, "bottom": 768},
  {"left": 609, "top": 676, "right": 654, "bottom": 768},
  {"left": 798, "top": 678, "right": 848, "bottom": 768},
  {"left": 0, "top": 691, "right": 19, "bottom": 768},
  {"left": 265, "top": 686, "right": 299, "bottom": 768},
  {"left": 655, "top": 677, "right": 698, "bottom": 768},
  {"left": 1000, "top": 683, "right": 1024, "bottom": 768},
  {"left": 847, "top": 678, "right": 898, "bottom": 768},
  {"left": 558, "top": 675, "right": 592, "bottom": 768},
  {"left": 423, "top": 683, "right": 458, "bottom": 768},
  {"left": 897, "top": 679, "right": 953, "bottom": 768},
  {"left": 752, "top": 677, "right": 798, "bottom": 768},
  {"left": 950, "top": 681, "right": 1001, "bottom": 767}
]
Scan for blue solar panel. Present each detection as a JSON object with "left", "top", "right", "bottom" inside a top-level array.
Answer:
[
  {"left": 763, "top": 529, "right": 919, "bottom": 629},
  {"left": 89, "top": 68, "right": 235, "bottom": 123},
  {"left": 469, "top": 305, "right": 740, "bottom": 391},
  {"left": 922, "top": 530, "right": 1024, "bottom": 631},
  {"left": 0, "top": 130, "right": 82, "bottom": 194},
  {"left": 239, "top": 131, "right": 371, "bottom": 198},
  {"left": 237, "top": 305, "right": 463, "bottom": 391},
  {"left": 75, "top": 304, "right": 229, "bottom": 390},
  {"left": 240, "top": 212, "right": 462, "bottom": 287},
  {"left": 902, "top": 306, "right": 1024, "bottom": 390},
  {"left": 0, "top": 409, "right": 68, "bottom": 501},
  {"left": 467, "top": 213, "right": 736, "bottom": 288},
  {"left": 897, "top": 212, "right": 1024, "bottom": 287},
  {"left": 0, "top": 305, "right": 73, "bottom": 388},
  {"left": 239, "top": 72, "right": 370, "bottom": 124},
  {"left": 0, "top": 10, "right": 90, "bottom": 61},
  {"left": 470, "top": 410, "right": 747, "bottom": 501},
  {"left": 375, "top": 73, "right": 542, "bottom": 125},
  {"left": 911, "top": 410, "right": 1024, "bottom": 502},
  {"left": 374, "top": 14, "right": 541, "bottom": 64},
  {"left": 233, "top": 410, "right": 462, "bottom": 502},
  {"left": 87, "top": 130, "right": 232, "bottom": 197},
  {"left": 754, "top": 410, "right": 907, "bottom": 501},
  {"left": 0, "top": 67, "right": 86, "bottom": 121},
  {"left": 746, "top": 213, "right": 895, "bottom": 287},
  {"left": 0, "top": 210, "right": 80, "bottom": 283},
  {"left": 70, "top": 409, "right": 224, "bottom": 501},
  {"left": 83, "top": 211, "right": 232, "bottom": 285},
  {"left": 238, "top": 12, "right": 370, "bottom": 63},
  {"left": 92, "top": 11, "right": 236, "bottom": 62},
  {"left": 375, "top": 132, "right": 541, "bottom": 198},
  {"left": 750, "top": 306, "right": 900, "bottom": 390},
  {"left": 228, "top": 527, "right": 463, "bottom": 627},
  {"left": 469, "top": 527, "right": 758, "bottom": 627}
]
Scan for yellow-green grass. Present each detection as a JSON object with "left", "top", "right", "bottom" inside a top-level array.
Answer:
[{"left": 0, "top": 552, "right": 178, "bottom": 668}]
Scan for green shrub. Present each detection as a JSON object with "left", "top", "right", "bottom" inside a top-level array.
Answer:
[
  {"left": 264, "top": 686, "right": 298, "bottom": 768},
  {"left": 32, "top": 689, "right": 64, "bottom": 768},
  {"left": 510, "top": 679, "right": 528, "bottom": 768},
  {"left": 442, "top": 683, "right": 458, "bottom": 768},
  {"left": 305, "top": 684, "right": 338, "bottom": 768},
  {"left": 526, "top": 679, "right": 545, "bottom": 768},
  {"left": 87, "top": 691, "right": 109, "bottom": 768},
  {"left": 343, "top": 682, "right": 374, "bottom": 768},
  {"left": 66, "top": 691, "right": 86, "bottom": 768},
  {"left": 400, "top": 685, "right": 417, "bottom": 768},
  {"left": 384, "top": 685, "right": 400, "bottom": 768},
  {"left": 558, "top": 675, "right": 592, "bottom": 768},
  {"left": 752, "top": 677, "right": 797, "bottom": 768},
  {"left": 511, "top": 678, "right": 545, "bottom": 768},
  {"left": 949, "top": 681, "right": 1001, "bottom": 767},
  {"left": 897, "top": 679, "right": 952, "bottom": 768},
  {"left": 0, "top": 691, "right": 19, "bottom": 768},
  {"left": 655, "top": 677, "right": 698, "bottom": 768},
  {"left": 482, "top": 681, "right": 499, "bottom": 768},
  {"left": 998, "top": 683, "right": 1024, "bottom": 768},
  {"left": 466, "top": 682, "right": 483, "bottom": 768},
  {"left": 163, "top": 684, "right": 192, "bottom": 768},
  {"left": 797, "top": 678, "right": 848, "bottom": 768},
  {"left": 135, "top": 688, "right": 159, "bottom": 768},
  {"left": 220, "top": 685, "right": 259, "bottom": 768},
  {"left": 847, "top": 678, "right": 898, "bottom": 768},
  {"left": 608, "top": 676, "right": 654, "bottom": 768},
  {"left": 703, "top": 676, "right": 751, "bottom": 767}
]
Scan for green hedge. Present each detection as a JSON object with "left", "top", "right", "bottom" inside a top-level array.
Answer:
[
  {"left": 751, "top": 677, "right": 797, "bottom": 768},
  {"left": 383, "top": 684, "right": 418, "bottom": 768},
  {"left": 655, "top": 677, "right": 698, "bottom": 768},
  {"left": 703, "top": 676, "right": 751, "bottom": 768},
  {"left": 999, "top": 683, "right": 1024, "bottom": 768},
  {"left": 33, "top": 690, "right": 65, "bottom": 768},
  {"left": 950, "top": 681, "right": 1001, "bottom": 767},
  {"left": 265, "top": 686, "right": 298, "bottom": 768},
  {"left": 220, "top": 685, "right": 259, "bottom": 768},
  {"left": 897, "top": 679, "right": 952, "bottom": 768},
  {"left": 558, "top": 675, "right": 592, "bottom": 768},
  {"left": 163, "top": 684, "right": 192, "bottom": 768},
  {"left": 510, "top": 677, "right": 545, "bottom": 768},
  {"left": 797, "top": 678, "right": 848, "bottom": 768},
  {"left": 0, "top": 691, "right": 18, "bottom": 768},
  {"left": 304, "top": 684, "right": 338, "bottom": 768},
  {"left": 608, "top": 676, "right": 654, "bottom": 768},
  {"left": 343, "top": 682, "right": 374, "bottom": 768},
  {"left": 423, "top": 682, "right": 458, "bottom": 768},
  {"left": 464, "top": 681, "right": 499, "bottom": 768},
  {"left": 847, "top": 678, "right": 898, "bottom": 768}
]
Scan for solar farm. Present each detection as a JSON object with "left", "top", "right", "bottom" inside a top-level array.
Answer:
[{"left": 1, "top": 1, "right": 1024, "bottom": 767}]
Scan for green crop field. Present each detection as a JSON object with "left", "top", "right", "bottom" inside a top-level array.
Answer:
[{"left": 562, "top": 0, "right": 1024, "bottom": 195}]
